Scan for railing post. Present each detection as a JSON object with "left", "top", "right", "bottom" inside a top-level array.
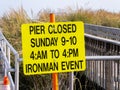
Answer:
[
  {"left": 7, "top": 47, "right": 10, "bottom": 64},
  {"left": 69, "top": 72, "right": 74, "bottom": 90},
  {"left": 15, "top": 53, "right": 19, "bottom": 90},
  {"left": 3, "top": 41, "right": 7, "bottom": 76},
  {"left": 118, "top": 61, "right": 119, "bottom": 90}
]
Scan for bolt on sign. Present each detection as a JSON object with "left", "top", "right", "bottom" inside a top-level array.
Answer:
[{"left": 21, "top": 22, "right": 86, "bottom": 75}]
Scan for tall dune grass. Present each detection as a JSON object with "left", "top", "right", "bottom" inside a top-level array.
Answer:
[
  {"left": 38, "top": 8, "right": 120, "bottom": 28},
  {"left": 0, "top": 7, "right": 31, "bottom": 51},
  {"left": 54, "top": 8, "right": 120, "bottom": 28},
  {"left": 0, "top": 8, "right": 30, "bottom": 36}
]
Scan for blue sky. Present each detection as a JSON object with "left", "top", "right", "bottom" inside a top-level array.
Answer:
[{"left": 0, "top": 0, "right": 120, "bottom": 18}]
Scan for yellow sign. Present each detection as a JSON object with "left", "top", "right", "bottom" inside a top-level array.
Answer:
[{"left": 21, "top": 22, "right": 86, "bottom": 75}]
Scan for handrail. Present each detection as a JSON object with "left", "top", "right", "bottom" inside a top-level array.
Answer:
[
  {"left": 86, "top": 56, "right": 120, "bottom": 60},
  {"left": 0, "top": 30, "right": 19, "bottom": 90},
  {"left": 0, "top": 31, "right": 18, "bottom": 55},
  {"left": 85, "top": 33, "right": 120, "bottom": 46}
]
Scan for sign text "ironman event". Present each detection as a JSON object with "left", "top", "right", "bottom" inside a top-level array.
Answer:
[{"left": 21, "top": 22, "right": 86, "bottom": 75}]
